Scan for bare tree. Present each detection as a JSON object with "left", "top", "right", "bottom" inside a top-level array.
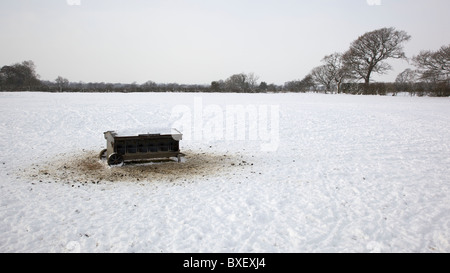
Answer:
[
  {"left": 395, "top": 68, "right": 418, "bottom": 84},
  {"left": 20, "top": 60, "right": 40, "bottom": 90},
  {"left": 224, "top": 72, "right": 259, "bottom": 92},
  {"left": 412, "top": 44, "right": 450, "bottom": 84},
  {"left": 141, "top": 80, "right": 158, "bottom": 91},
  {"left": 55, "top": 76, "right": 69, "bottom": 92},
  {"left": 323, "top": 53, "right": 350, "bottom": 94},
  {"left": 246, "top": 72, "right": 260, "bottom": 92},
  {"left": 311, "top": 53, "right": 350, "bottom": 93},
  {"left": 311, "top": 65, "right": 334, "bottom": 93},
  {"left": 225, "top": 73, "right": 247, "bottom": 92},
  {"left": 0, "top": 60, "right": 40, "bottom": 90},
  {"left": 394, "top": 68, "right": 418, "bottom": 95},
  {"left": 343, "top": 27, "right": 411, "bottom": 88}
]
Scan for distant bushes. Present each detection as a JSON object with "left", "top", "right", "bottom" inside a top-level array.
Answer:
[
  {"left": 1, "top": 77, "right": 448, "bottom": 97},
  {"left": 1, "top": 60, "right": 448, "bottom": 96}
]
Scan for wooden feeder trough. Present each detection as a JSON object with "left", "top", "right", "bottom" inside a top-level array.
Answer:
[{"left": 100, "top": 128, "right": 184, "bottom": 166}]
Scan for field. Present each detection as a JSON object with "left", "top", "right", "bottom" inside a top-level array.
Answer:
[{"left": 0, "top": 92, "right": 449, "bottom": 252}]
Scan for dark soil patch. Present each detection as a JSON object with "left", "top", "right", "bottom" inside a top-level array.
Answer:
[{"left": 24, "top": 149, "right": 245, "bottom": 184}]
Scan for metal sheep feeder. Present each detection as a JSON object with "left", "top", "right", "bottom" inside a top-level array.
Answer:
[{"left": 100, "top": 128, "right": 184, "bottom": 166}]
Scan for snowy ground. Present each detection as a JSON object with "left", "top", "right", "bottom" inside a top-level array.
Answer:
[{"left": 0, "top": 92, "right": 449, "bottom": 253}]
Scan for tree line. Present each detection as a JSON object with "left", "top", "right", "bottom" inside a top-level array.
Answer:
[
  {"left": 306, "top": 27, "right": 449, "bottom": 97},
  {"left": 1, "top": 27, "right": 449, "bottom": 96}
]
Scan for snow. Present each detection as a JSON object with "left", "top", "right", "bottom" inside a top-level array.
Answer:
[
  {"left": 0, "top": 92, "right": 449, "bottom": 253},
  {"left": 112, "top": 127, "right": 181, "bottom": 137}
]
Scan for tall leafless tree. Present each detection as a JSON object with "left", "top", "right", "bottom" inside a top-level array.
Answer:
[
  {"left": 324, "top": 53, "right": 351, "bottom": 94},
  {"left": 311, "top": 65, "right": 334, "bottom": 92},
  {"left": 343, "top": 27, "right": 411, "bottom": 88},
  {"left": 55, "top": 76, "right": 69, "bottom": 92},
  {"left": 246, "top": 72, "right": 260, "bottom": 92},
  {"left": 412, "top": 44, "right": 450, "bottom": 84},
  {"left": 311, "top": 53, "right": 350, "bottom": 93}
]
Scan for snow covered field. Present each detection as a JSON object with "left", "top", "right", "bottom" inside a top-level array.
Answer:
[{"left": 0, "top": 92, "right": 449, "bottom": 253}]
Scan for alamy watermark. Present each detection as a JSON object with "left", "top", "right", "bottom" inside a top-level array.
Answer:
[
  {"left": 67, "top": 0, "right": 81, "bottom": 6},
  {"left": 170, "top": 97, "right": 280, "bottom": 152},
  {"left": 367, "top": 0, "right": 382, "bottom": 6}
]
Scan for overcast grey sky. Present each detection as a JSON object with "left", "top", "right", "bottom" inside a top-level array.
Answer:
[{"left": 1, "top": 0, "right": 449, "bottom": 85}]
